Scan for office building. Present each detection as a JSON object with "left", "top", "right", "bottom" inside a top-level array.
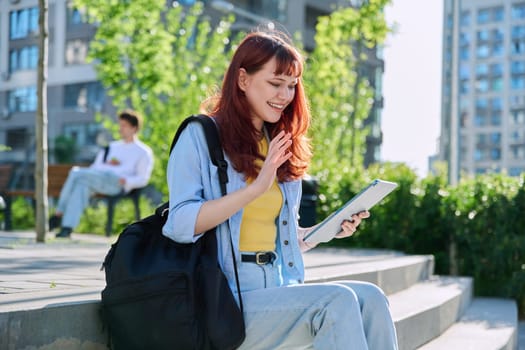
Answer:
[
  {"left": 0, "top": 0, "right": 384, "bottom": 167},
  {"left": 439, "top": 0, "right": 525, "bottom": 180}
]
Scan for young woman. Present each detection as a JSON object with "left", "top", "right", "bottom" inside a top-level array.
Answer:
[{"left": 162, "top": 31, "right": 398, "bottom": 349}]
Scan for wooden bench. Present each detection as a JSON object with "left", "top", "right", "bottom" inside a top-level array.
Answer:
[{"left": 0, "top": 164, "right": 143, "bottom": 234}]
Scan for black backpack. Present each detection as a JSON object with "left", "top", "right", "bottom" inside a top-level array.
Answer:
[{"left": 100, "top": 115, "right": 245, "bottom": 350}]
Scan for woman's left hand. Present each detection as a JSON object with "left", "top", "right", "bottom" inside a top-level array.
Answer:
[{"left": 335, "top": 210, "right": 370, "bottom": 239}]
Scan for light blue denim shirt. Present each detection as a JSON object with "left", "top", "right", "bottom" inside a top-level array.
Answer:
[{"left": 162, "top": 121, "right": 305, "bottom": 293}]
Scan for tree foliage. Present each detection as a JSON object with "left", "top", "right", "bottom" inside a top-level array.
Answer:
[
  {"left": 304, "top": 0, "right": 391, "bottom": 216},
  {"left": 72, "top": 0, "right": 236, "bottom": 196}
]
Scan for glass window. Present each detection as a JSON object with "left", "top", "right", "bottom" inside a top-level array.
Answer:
[
  {"left": 512, "top": 40, "right": 525, "bottom": 54},
  {"left": 476, "top": 63, "right": 489, "bottom": 77},
  {"left": 490, "top": 63, "right": 503, "bottom": 76},
  {"left": 9, "top": 7, "right": 39, "bottom": 40},
  {"left": 65, "top": 39, "right": 89, "bottom": 65},
  {"left": 492, "top": 78, "right": 503, "bottom": 91},
  {"left": 460, "top": 47, "right": 469, "bottom": 60},
  {"left": 8, "top": 86, "right": 37, "bottom": 112},
  {"left": 491, "top": 148, "right": 501, "bottom": 160},
  {"left": 460, "top": 80, "right": 469, "bottom": 94},
  {"left": 492, "top": 42, "right": 504, "bottom": 56},
  {"left": 491, "top": 97, "right": 503, "bottom": 111},
  {"left": 512, "top": 3, "right": 525, "bottom": 19},
  {"left": 460, "top": 32, "right": 470, "bottom": 46},
  {"left": 477, "top": 8, "right": 490, "bottom": 24},
  {"left": 460, "top": 10, "right": 470, "bottom": 26},
  {"left": 490, "top": 132, "right": 501, "bottom": 144},
  {"left": 512, "top": 110, "right": 525, "bottom": 124},
  {"left": 476, "top": 45, "right": 490, "bottom": 58},
  {"left": 476, "top": 79, "right": 489, "bottom": 92},
  {"left": 9, "top": 46, "right": 38, "bottom": 72},
  {"left": 512, "top": 26, "right": 525, "bottom": 40},
  {"left": 509, "top": 167, "right": 523, "bottom": 176},
  {"left": 491, "top": 113, "right": 501, "bottom": 126},
  {"left": 460, "top": 63, "right": 470, "bottom": 79},
  {"left": 493, "top": 6, "right": 504, "bottom": 22},
  {"left": 493, "top": 28, "right": 504, "bottom": 41},
  {"left": 511, "top": 61, "right": 525, "bottom": 74},
  {"left": 475, "top": 114, "right": 487, "bottom": 126},
  {"left": 477, "top": 30, "right": 489, "bottom": 42},
  {"left": 64, "top": 82, "right": 105, "bottom": 110},
  {"left": 511, "top": 77, "right": 525, "bottom": 90},
  {"left": 476, "top": 97, "right": 488, "bottom": 109}
]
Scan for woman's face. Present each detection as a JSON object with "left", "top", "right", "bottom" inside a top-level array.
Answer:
[{"left": 238, "top": 57, "right": 298, "bottom": 131}]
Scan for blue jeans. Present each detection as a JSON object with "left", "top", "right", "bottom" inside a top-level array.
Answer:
[
  {"left": 56, "top": 167, "right": 122, "bottom": 229},
  {"left": 236, "top": 259, "right": 398, "bottom": 350}
]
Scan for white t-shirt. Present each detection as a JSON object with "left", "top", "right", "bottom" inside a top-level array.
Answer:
[{"left": 90, "top": 138, "right": 154, "bottom": 192}]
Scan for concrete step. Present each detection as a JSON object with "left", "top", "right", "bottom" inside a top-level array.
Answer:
[
  {"left": 417, "top": 297, "right": 518, "bottom": 350},
  {"left": 389, "top": 275, "right": 473, "bottom": 350},
  {"left": 304, "top": 248, "right": 434, "bottom": 294}
]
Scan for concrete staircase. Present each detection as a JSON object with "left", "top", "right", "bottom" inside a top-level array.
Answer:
[
  {"left": 0, "top": 241, "right": 519, "bottom": 349},
  {"left": 304, "top": 248, "right": 518, "bottom": 350}
]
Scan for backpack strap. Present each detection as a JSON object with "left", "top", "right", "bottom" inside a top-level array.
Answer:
[{"left": 169, "top": 114, "right": 243, "bottom": 312}]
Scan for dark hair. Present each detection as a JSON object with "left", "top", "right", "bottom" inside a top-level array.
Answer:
[
  {"left": 208, "top": 31, "right": 312, "bottom": 181},
  {"left": 118, "top": 109, "right": 142, "bottom": 130}
]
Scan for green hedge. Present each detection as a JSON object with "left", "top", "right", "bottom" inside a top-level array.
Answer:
[{"left": 319, "top": 163, "right": 525, "bottom": 315}]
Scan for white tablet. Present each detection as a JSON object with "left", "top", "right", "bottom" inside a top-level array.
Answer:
[{"left": 303, "top": 179, "right": 398, "bottom": 244}]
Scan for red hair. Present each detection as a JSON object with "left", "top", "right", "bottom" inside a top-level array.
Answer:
[{"left": 207, "top": 31, "right": 312, "bottom": 182}]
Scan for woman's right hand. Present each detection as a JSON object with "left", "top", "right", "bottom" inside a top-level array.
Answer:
[{"left": 251, "top": 131, "right": 292, "bottom": 195}]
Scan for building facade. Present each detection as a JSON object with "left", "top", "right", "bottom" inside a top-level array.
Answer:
[
  {"left": 439, "top": 0, "right": 525, "bottom": 180},
  {"left": 0, "top": 0, "right": 384, "bottom": 167}
]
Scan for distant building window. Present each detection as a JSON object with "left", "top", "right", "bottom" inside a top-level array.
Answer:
[
  {"left": 64, "top": 82, "right": 105, "bottom": 111},
  {"left": 476, "top": 45, "right": 490, "bottom": 58},
  {"left": 493, "top": 28, "right": 504, "bottom": 42},
  {"left": 512, "top": 3, "right": 525, "bottom": 19},
  {"left": 9, "top": 7, "right": 39, "bottom": 40},
  {"left": 477, "top": 8, "right": 490, "bottom": 24},
  {"left": 491, "top": 113, "right": 501, "bottom": 126},
  {"left": 509, "top": 167, "right": 524, "bottom": 176},
  {"left": 512, "top": 110, "right": 525, "bottom": 124},
  {"left": 9, "top": 45, "right": 38, "bottom": 72},
  {"left": 490, "top": 63, "right": 503, "bottom": 77},
  {"left": 65, "top": 39, "right": 89, "bottom": 65},
  {"left": 475, "top": 114, "right": 487, "bottom": 126},
  {"left": 511, "top": 77, "right": 525, "bottom": 90},
  {"left": 460, "top": 32, "right": 470, "bottom": 46},
  {"left": 459, "top": 63, "right": 470, "bottom": 79},
  {"left": 476, "top": 64, "right": 489, "bottom": 77},
  {"left": 491, "top": 78, "right": 503, "bottom": 92},
  {"left": 460, "top": 10, "right": 470, "bottom": 26},
  {"left": 460, "top": 47, "right": 469, "bottom": 60},
  {"left": 67, "top": 1, "right": 87, "bottom": 26},
  {"left": 491, "top": 97, "right": 502, "bottom": 111},
  {"left": 476, "top": 79, "right": 489, "bottom": 93},
  {"left": 492, "top": 42, "right": 504, "bottom": 56},
  {"left": 512, "top": 26, "right": 525, "bottom": 40},
  {"left": 477, "top": 30, "right": 489, "bottom": 42},
  {"left": 491, "top": 148, "right": 501, "bottom": 160},
  {"left": 511, "top": 61, "right": 525, "bottom": 74},
  {"left": 493, "top": 6, "right": 504, "bottom": 22},
  {"left": 8, "top": 86, "right": 37, "bottom": 113},
  {"left": 460, "top": 80, "right": 469, "bottom": 94}
]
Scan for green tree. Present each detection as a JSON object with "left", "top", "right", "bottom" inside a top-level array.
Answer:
[
  {"left": 304, "top": 0, "right": 391, "bottom": 217},
  {"left": 72, "top": 0, "right": 235, "bottom": 196}
]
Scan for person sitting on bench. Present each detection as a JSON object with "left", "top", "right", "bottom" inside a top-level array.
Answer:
[{"left": 50, "top": 109, "right": 154, "bottom": 238}]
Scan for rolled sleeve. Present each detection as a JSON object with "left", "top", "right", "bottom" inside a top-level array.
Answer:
[{"left": 162, "top": 123, "right": 209, "bottom": 243}]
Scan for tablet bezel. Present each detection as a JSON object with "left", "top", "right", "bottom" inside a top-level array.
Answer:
[{"left": 303, "top": 179, "right": 398, "bottom": 244}]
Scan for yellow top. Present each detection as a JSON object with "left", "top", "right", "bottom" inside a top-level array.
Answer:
[{"left": 239, "top": 137, "right": 283, "bottom": 252}]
